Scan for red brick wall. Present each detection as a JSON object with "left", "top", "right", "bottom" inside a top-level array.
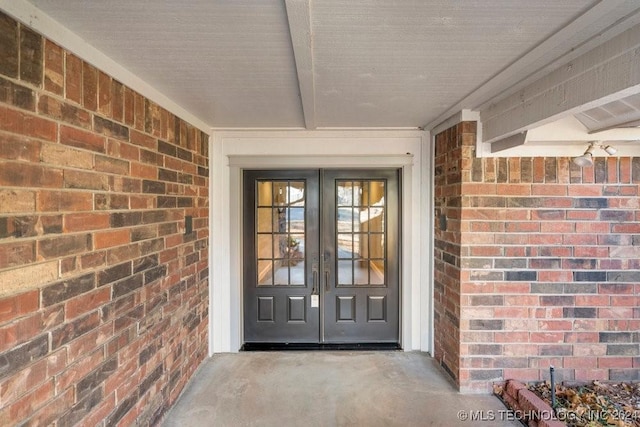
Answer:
[
  {"left": 0, "top": 12, "right": 209, "bottom": 425},
  {"left": 435, "top": 122, "right": 640, "bottom": 393},
  {"left": 433, "top": 122, "right": 477, "bottom": 383}
]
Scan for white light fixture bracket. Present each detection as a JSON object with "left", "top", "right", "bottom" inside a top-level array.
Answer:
[{"left": 572, "top": 141, "right": 617, "bottom": 167}]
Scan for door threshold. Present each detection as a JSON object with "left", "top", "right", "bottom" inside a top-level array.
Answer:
[{"left": 242, "top": 342, "right": 401, "bottom": 351}]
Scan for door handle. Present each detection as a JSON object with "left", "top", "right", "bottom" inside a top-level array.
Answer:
[
  {"left": 312, "top": 262, "right": 318, "bottom": 295},
  {"left": 312, "top": 270, "right": 318, "bottom": 294},
  {"left": 323, "top": 253, "right": 331, "bottom": 292},
  {"left": 324, "top": 269, "right": 330, "bottom": 292}
]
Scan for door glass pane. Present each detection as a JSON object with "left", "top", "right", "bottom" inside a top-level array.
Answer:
[
  {"left": 337, "top": 233, "right": 354, "bottom": 259},
  {"left": 273, "top": 234, "right": 286, "bottom": 259},
  {"left": 274, "top": 182, "right": 288, "bottom": 206},
  {"left": 289, "top": 181, "right": 305, "bottom": 206},
  {"left": 338, "top": 260, "right": 353, "bottom": 285},
  {"left": 257, "top": 208, "right": 272, "bottom": 232},
  {"left": 337, "top": 181, "right": 354, "bottom": 206},
  {"left": 369, "top": 181, "right": 385, "bottom": 205},
  {"left": 255, "top": 180, "right": 306, "bottom": 286},
  {"left": 289, "top": 208, "right": 305, "bottom": 233},
  {"left": 290, "top": 271, "right": 305, "bottom": 285},
  {"left": 273, "top": 260, "right": 289, "bottom": 285},
  {"left": 275, "top": 209, "right": 287, "bottom": 233},
  {"left": 288, "top": 234, "right": 305, "bottom": 266},
  {"left": 367, "top": 207, "right": 384, "bottom": 232},
  {"left": 257, "top": 181, "right": 273, "bottom": 207},
  {"left": 335, "top": 179, "right": 387, "bottom": 287},
  {"left": 357, "top": 207, "right": 368, "bottom": 232},
  {"left": 354, "top": 260, "right": 369, "bottom": 285},
  {"left": 353, "top": 233, "right": 368, "bottom": 259},
  {"left": 257, "top": 234, "right": 273, "bottom": 259},
  {"left": 369, "top": 233, "right": 384, "bottom": 258},
  {"left": 257, "top": 260, "right": 273, "bottom": 285},
  {"left": 356, "top": 181, "right": 369, "bottom": 207},
  {"left": 370, "top": 260, "right": 385, "bottom": 285},
  {"left": 337, "top": 208, "right": 353, "bottom": 232},
  {"left": 274, "top": 233, "right": 304, "bottom": 263}
]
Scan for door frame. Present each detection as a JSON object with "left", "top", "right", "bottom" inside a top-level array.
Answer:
[
  {"left": 242, "top": 168, "right": 401, "bottom": 345},
  {"left": 210, "top": 130, "right": 432, "bottom": 353}
]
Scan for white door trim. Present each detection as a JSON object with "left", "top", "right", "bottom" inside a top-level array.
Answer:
[{"left": 209, "top": 130, "right": 432, "bottom": 353}]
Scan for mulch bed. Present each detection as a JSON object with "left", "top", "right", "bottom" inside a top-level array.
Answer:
[{"left": 528, "top": 380, "right": 640, "bottom": 427}]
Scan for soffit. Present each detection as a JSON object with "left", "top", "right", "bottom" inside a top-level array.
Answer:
[
  {"left": 575, "top": 94, "right": 640, "bottom": 133},
  {"left": 17, "top": 0, "right": 639, "bottom": 130}
]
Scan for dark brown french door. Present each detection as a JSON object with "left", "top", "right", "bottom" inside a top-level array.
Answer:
[{"left": 243, "top": 169, "right": 399, "bottom": 344}]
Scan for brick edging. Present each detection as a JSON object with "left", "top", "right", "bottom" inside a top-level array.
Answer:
[{"left": 499, "top": 380, "right": 565, "bottom": 427}]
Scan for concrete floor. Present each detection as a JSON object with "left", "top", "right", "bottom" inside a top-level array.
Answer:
[{"left": 161, "top": 352, "right": 521, "bottom": 427}]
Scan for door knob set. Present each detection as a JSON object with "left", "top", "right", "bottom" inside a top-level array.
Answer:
[{"left": 311, "top": 259, "right": 331, "bottom": 297}]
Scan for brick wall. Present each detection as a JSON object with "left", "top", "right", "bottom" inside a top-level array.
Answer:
[
  {"left": 0, "top": 12, "right": 209, "bottom": 425},
  {"left": 433, "top": 122, "right": 475, "bottom": 383},
  {"left": 435, "top": 122, "right": 640, "bottom": 393}
]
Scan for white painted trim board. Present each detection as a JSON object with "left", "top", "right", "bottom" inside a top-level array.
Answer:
[{"left": 209, "top": 130, "right": 432, "bottom": 354}]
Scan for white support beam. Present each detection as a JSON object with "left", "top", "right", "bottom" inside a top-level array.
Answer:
[
  {"left": 490, "top": 132, "right": 526, "bottom": 153},
  {"left": 481, "top": 22, "right": 640, "bottom": 144},
  {"left": 285, "top": 0, "right": 317, "bottom": 130},
  {"left": 425, "top": 0, "right": 640, "bottom": 132}
]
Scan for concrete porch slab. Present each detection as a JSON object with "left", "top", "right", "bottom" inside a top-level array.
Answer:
[{"left": 161, "top": 352, "right": 520, "bottom": 426}]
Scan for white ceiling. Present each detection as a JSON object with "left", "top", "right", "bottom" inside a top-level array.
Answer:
[{"left": 17, "top": 0, "right": 640, "bottom": 130}]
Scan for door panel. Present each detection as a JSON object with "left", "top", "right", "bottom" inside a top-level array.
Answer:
[
  {"left": 243, "top": 169, "right": 399, "bottom": 344},
  {"left": 243, "top": 170, "right": 320, "bottom": 343},
  {"left": 322, "top": 170, "right": 399, "bottom": 343}
]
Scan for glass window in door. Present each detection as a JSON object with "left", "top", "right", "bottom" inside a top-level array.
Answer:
[
  {"left": 256, "top": 180, "right": 306, "bottom": 286},
  {"left": 336, "top": 180, "right": 386, "bottom": 287}
]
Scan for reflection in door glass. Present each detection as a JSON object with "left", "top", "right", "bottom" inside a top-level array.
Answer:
[
  {"left": 338, "top": 260, "right": 353, "bottom": 285},
  {"left": 337, "top": 208, "right": 353, "bottom": 232},
  {"left": 256, "top": 180, "right": 305, "bottom": 286},
  {"left": 336, "top": 180, "right": 386, "bottom": 286},
  {"left": 370, "top": 260, "right": 385, "bottom": 285}
]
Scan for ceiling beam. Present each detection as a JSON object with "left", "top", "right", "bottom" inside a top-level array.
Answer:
[
  {"left": 490, "top": 132, "right": 527, "bottom": 153},
  {"left": 426, "top": 0, "right": 640, "bottom": 132},
  {"left": 480, "top": 22, "right": 640, "bottom": 144},
  {"left": 285, "top": 0, "right": 317, "bottom": 130}
]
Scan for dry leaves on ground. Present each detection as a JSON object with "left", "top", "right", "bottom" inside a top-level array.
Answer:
[{"left": 528, "top": 381, "right": 640, "bottom": 427}]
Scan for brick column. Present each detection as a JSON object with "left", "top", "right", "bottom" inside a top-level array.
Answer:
[
  {"left": 434, "top": 120, "right": 640, "bottom": 393},
  {"left": 433, "top": 122, "right": 476, "bottom": 385}
]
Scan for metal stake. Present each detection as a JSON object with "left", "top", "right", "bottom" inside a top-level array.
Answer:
[{"left": 549, "top": 366, "right": 556, "bottom": 409}]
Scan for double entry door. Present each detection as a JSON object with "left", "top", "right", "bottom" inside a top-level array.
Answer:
[{"left": 243, "top": 169, "right": 399, "bottom": 344}]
